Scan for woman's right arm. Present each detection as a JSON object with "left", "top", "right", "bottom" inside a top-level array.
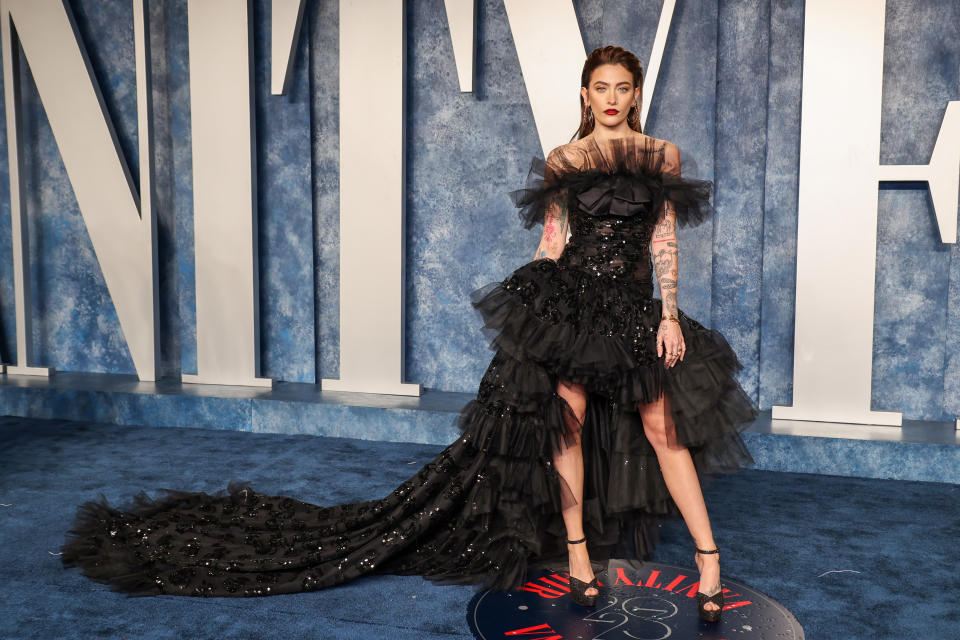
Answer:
[
  {"left": 533, "top": 192, "right": 570, "bottom": 261},
  {"left": 533, "top": 148, "right": 570, "bottom": 261}
]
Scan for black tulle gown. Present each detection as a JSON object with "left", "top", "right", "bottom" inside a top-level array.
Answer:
[{"left": 60, "top": 136, "right": 758, "bottom": 597}]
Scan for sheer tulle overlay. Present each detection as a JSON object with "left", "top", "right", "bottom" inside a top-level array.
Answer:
[{"left": 60, "top": 136, "right": 758, "bottom": 597}]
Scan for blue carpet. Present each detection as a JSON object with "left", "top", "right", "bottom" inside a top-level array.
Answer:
[{"left": 0, "top": 415, "right": 957, "bottom": 639}]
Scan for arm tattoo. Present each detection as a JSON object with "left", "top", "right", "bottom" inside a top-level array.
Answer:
[
  {"left": 544, "top": 216, "right": 557, "bottom": 243},
  {"left": 652, "top": 201, "right": 679, "bottom": 318},
  {"left": 652, "top": 201, "right": 676, "bottom": 241},
  {"left": 534, "top": 192, "right": 569, "bottom": 261}
]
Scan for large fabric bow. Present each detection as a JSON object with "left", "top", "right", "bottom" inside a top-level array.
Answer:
[{"left": 575, "top": 174, "right": 653, "bottom": 217}]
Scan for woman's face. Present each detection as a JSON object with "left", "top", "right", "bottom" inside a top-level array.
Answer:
[{"left": 581, "top": 63, "right": 640, "bottom": 129}]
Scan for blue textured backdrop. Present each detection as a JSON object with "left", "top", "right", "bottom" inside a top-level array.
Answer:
[{"left": 0, "top": 0, "right": 957, "bottom": 422}]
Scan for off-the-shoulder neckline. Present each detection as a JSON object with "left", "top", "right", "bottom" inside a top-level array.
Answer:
[
  {"left": 562, "top": 133, "right": 665, "bottom": 155},
  {"left": 547, "top": 134, "right": 669, "bottom": 178}
]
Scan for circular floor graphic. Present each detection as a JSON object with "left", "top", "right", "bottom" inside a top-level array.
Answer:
[{"left": 468, "top": 559, "right": 804, "bottom": 640}]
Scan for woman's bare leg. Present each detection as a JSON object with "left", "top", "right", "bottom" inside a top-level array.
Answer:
[
  {"left": 553, "top": 379, "right": 597, "bottom": 597},
  {"left": 637, "top": 391, "right": 721, "bottom": 611}
]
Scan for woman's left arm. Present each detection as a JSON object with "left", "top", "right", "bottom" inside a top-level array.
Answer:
[
  {"left": 652, "top": 202, "right": 678, "bottom": 319},
  {"left": 652, "top": 142, "right": 684, "bottom": 366}
]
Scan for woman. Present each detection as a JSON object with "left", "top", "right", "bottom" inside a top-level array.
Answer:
[{"left": 61, "top": 46, "right": 757, "bottom": 624}]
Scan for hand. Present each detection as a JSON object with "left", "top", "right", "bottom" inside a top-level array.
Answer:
[{"left": 657, "top": 319, "right": 685, "bottom": 368}]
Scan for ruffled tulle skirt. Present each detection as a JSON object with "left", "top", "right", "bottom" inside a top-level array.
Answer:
[{"left": 60, "top": 258, "right": 758, "bottom": 597}]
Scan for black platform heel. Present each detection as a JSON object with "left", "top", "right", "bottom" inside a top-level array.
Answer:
[
  {"left": 694, "top": 547, "right": 724, "bottom": 622},
  {"left": 566, "top": 536, "right": 599, "bottom": 607}
]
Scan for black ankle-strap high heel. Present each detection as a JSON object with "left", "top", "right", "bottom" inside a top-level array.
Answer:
[
  {"left": 694, "top": 547, "right": 724, "bottom": 622},
  {"left": 566, "top": 536, "right": 599, "bottom": 607}
]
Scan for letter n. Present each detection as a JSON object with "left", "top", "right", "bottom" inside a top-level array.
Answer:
[{"left": 1, "top": 0, "right": 159, "bottom": 379}]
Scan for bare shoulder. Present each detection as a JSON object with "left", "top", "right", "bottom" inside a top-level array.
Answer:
[
  {"left": 654, "top": 137, "right": 681, "bottom": 175},
  {"left": 546, "top": 141, "right": 579, "bottom": 164},
  {"left": 654, "top": 137, "right": 679, "bottom": 153},
  {"left": 634, "top": 132, "right": 671, "bottom": 154},
  {"left": 545, "top": 141, "right": 586, "bottom": 173}
]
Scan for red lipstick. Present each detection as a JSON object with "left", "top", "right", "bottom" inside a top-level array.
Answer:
[{"left": 603, "top": 109, "right": 619, "bottom": 115}]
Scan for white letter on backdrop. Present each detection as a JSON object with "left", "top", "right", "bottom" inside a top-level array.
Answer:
[
  {"left": 502, "top": 0, "right": 585, "bottom": 156},
  {"left": 321, "top": 0, "right": 421, "bottom": 396},
  {"left": 443, "top": 0, "right": 475, "bottom": 93},
  {"left": 270, "top": 0, "right": 305, "bottom": 96},
  {"left": 181, "top": 0, "right": 271, "bottom": 387},
  {"left": 0, "top": 0, "right": 159, "bottom": 380},
  {"left": 771, "top": 0, "right": 959, "bottom": 426}
]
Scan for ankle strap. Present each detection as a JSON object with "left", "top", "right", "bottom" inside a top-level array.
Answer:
[
  {"left": 567, "top": 536, "right": 586, "bottom": 545},
  {"left": 696, "top": 547, "right": 719, "bottom": 554}
]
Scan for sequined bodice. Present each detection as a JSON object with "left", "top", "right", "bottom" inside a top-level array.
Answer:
[{"left": 556, "top": 172, "right": 660, "bottom": 290}]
